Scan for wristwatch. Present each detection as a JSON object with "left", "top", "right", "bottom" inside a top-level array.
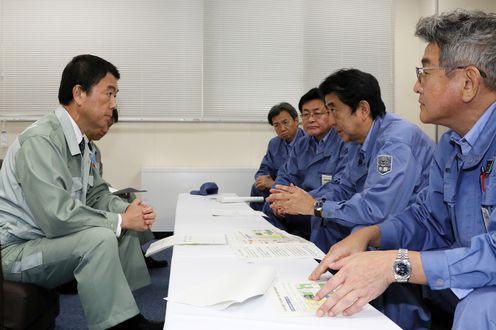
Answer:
[
  {"left": 313, "top": 198, "right": 325, "bottom": 218},
  {"left": 393, "top": 249, "right": 411, "bottom": 283}
]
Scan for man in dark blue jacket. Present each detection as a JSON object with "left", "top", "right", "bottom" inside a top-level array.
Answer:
[{"left": 250, "top": 102, "right": 304, "bottom": 210}]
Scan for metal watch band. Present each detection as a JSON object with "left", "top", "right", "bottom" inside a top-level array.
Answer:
[
  {"left": 397, "top": 249, "right": 408, "bottom": 260},
  {"left": 393, "top": 248, "right": 411, "bottom": 283}
]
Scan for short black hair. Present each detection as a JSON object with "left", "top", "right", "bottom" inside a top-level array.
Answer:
[
  {"left": 58, "top": 54, "right": 120, "bottom": 106},
  {"left": 111, "top": 108, "right": 119, "bottom": 124},
  {"left": 267, "top": 102, "right": 298, "bottom": 125},
  {"left": 318, "top": 69, "right": 386, "bottom": 119},
  {"left": 298, "top": 88, "right": 321, "bottom": 113}
]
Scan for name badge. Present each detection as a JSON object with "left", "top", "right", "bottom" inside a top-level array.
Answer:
[
  {"left": 481, "top": 206, "right": 490, "bottom": 231},
  {"left": 321, "top": 174, "right": 333, "bottom": 185}
]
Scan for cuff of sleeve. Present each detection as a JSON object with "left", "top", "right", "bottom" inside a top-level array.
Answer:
[
  {"left": 322, "top": 200, "right": 337, "bottom": 219},
  {"left": 377, "top": 221, "right": 399, "bottom": 249},
  {"left": 116, "top": 214, "right": 122, "bottom": 237},
  {"left": 421, "top": 250, "right": 450, "bottom": 290},
  {"left": 109, "top": 198, "right": 130, "bottom": 214}
]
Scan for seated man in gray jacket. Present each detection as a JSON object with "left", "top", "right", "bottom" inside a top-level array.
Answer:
[
  {"left": 0, "top": 54, "right": 162, "bottom": 330},
  {"left": 86, "top": 108, "right": 167, "bottom": 269}
]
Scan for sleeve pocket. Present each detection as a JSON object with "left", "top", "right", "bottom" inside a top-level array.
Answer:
[{"left": 71, "top": 176, "right": 83, "bottom": 198}]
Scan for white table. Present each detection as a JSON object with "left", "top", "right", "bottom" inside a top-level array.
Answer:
[{"left": 164, "top": 193, "right": 400, "bottom": 329}]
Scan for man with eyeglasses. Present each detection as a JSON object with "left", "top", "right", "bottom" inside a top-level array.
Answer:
[
  {"left": 0, "top": 55, "right": 163, "bottom": 329},
  {"left": 307, "top": 9, "right": 496, "bottom": 330},
  {"left": 250, "top": 102, "right": 304, "bottom": 211},
  {"left": 262, "top": 87, "right": 347, "bottom": 240},
  {"left": 268, "top": 69, "right": 434, "bottom": 257}
]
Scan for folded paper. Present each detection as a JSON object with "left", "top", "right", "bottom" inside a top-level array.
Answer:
[{"left": 167, "top": 265, "right": 276, "bottom": 310}]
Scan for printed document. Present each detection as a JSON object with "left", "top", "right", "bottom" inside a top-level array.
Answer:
[
  {"left": 228, "top": 229, "right": 308, "bottom": 245},
  {"left": 233, "top": 243, "right": 325, "bottom": 260},
  {"left": 228, "top": 229, "right": 324, "bottom": 260},
  {"left": 145, "top": 234, "right": 227, "bottom": 257},
  {"left": 270, "top": 278, "right": 332, "bottom": 316}
]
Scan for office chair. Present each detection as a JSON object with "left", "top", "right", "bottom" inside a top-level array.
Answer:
[
  {"left": 0, "top": 158, "right": 60, "bottom": 329},
  {"left": 0, "top": 245, "right": 60, "bottom": 330}
]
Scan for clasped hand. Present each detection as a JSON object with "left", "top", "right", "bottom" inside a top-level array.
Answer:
[
  {"left": 122, "top": 199, "right": 156, "bottom": 231},
  {"left": 266, "top": 184, "right": 315, "bottom": 216},
  {"left": 255, "top": 175, "right": 274, "bottom": 190}
]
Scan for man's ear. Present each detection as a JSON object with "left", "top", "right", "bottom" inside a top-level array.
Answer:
[
  {"left": 72, "top": 85, "right": 86, "bottom": 106},
  {"left": 461, "top": 66, "right": 482, "bottom": 102},
  {"left": 357, "top": 100, "right": 371, "bottom": 121}
]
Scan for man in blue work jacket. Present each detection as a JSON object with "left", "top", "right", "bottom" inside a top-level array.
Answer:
[
  {"left": 250, "top": 102, "right": 304, "bottom": 211},
  {"left": 268, "top": 69, "right": 434, "bottom": 253},
  {"left": 263, "top": 87, "right": 347, "bottom": 240},
  {"left": 309, "top": 9, "right": 496, "bottom": 330}
]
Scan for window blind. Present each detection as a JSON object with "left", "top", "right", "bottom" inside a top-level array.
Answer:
[{"left": 0, "top": 0, "right": 392, "bottom": 122}]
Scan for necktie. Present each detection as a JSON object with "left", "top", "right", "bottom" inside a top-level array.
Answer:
[{"left": 78, "top": 140, "right": 85, "bottom": 154}]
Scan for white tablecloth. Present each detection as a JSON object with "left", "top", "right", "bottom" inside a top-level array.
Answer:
[{"left": 164, "top": 193, "right": 400, "bottom": 330}]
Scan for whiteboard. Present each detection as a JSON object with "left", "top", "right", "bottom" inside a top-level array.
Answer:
[{"left": 141, "top": 167, "right": 257, "bottom": 232}]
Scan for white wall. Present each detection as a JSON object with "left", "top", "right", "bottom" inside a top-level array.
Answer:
[
  {"left": 393, "top": 0, "right": 436, "bottom": 139},
  {"left": 1, "top": 0, "right": 495, "bottom": 192},
  {"left": 0, "top": 121, "right": 275, "bottom": 191}
]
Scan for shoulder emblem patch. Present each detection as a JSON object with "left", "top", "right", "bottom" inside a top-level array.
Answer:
[{"left": 377, "top": 155, "right": 393, "bottom": 175}]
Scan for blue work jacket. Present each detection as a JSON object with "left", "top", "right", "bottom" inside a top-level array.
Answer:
[
  {"left": 379, "top": 102, "right": 496, "bottom": 293},
  {"left": 255, "top": 128, "right": 305, "bottom": 180},
  {"left": 274, "top": 128, "right": 347, "bottom": 195},
  {"left": 317, "top": 113, "right": 435, "bottom": 228}
]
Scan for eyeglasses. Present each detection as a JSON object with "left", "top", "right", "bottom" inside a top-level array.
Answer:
[
  {"left": 415, "top": 65, "right": 487, "bottom": 84},
  {"left": 272, "top": 119, "right": 293, "bottom": 129},
  {"left": 301, "top": 111, "right": 329, "bottom": 120}
]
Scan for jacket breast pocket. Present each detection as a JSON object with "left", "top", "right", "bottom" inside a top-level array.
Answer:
[
  {"left": 481, "top": 169, "right": 496, "bottom": 231},
  {"left": 482, "top": 167, "right": 496, "bottom": 206}
]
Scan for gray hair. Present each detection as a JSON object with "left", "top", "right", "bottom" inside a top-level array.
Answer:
[{"left": 415, "top": 9, "right": 496, "bottom": 91}]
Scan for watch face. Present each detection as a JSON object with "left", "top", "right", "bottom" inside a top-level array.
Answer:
[
  {"left": 314, "top": 199, "right": 325, "bottom": 217},
  {"left": 394, "top": 261, "right": 410, "bottom": 276}
]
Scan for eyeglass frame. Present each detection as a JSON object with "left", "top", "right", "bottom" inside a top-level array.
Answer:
[
  {"left": 415, "top": 65, "right": 487, "bottom": 84},
  {"left": 300, "top": 110, "right": 330, "bottom": 120}
]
